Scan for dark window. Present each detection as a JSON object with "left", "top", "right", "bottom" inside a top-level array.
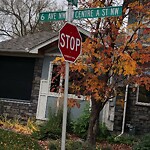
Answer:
[
  {"left": 138, "top": 86, "right": 150, "bottom": 103},
  {"left": 49, "top": 64, "right": 83, "bottom": 95},
  {"left": 0, "top": 56, "right": 35, "bottom": 100},
  {"left": 50, "top": 65, "right": 61, "bottom": 93}
]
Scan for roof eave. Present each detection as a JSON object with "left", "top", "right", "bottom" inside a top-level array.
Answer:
[{"left": 29, "top": 27, "right": 91, "bottom": 54}]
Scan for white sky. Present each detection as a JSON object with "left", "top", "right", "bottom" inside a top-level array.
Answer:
[
  {"left": 56, "top": 0, "right": 123, "bottom": 8},
  {"left": 56, "top": 0, "right": 66, "bottom": 6}
]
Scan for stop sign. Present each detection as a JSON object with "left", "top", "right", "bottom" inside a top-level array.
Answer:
[{"left": 58, "top": 22, "right": 82, "bottom": 63}]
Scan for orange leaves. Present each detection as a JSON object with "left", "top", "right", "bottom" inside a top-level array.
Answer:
[
  {"left": 70, "top": 62, "right": 87, "bottom": 72},
  {"left": 140, "top": 53, "right": 150, "bottom": 64},
  {"left": 94, "top": 62, "right": 108, "bottom": 74},
  {"left": 90, "top": 1, "right": 104, "bottom": 8},
  {"left": 138, "top": 77, "right": 150, "bottom": 91},
  {"left": 114, "top": 52, "right": 137, "bottom": 76},
  {"left": 128, "top": 42, "right": 136, "bottom": 49},
  {"left": 68, "top": 99, "right": 80, "bottom": 108},
  {"left": 131, "top": 51, "right": 140, "bottom": 60},
  {"left": 136, "top": 41, "right": 143, "bottom": 49}
]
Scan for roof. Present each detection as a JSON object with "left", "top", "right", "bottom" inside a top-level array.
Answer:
[
  {"left": 0, "top": 26, "right": 91, "bottom": 54},
  {"left": 0, "top": 31, "right": 58, "bottom": 53}
]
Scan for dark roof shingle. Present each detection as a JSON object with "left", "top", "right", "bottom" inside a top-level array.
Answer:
[{"left": 0, "top": 31, "right": 58, "bottom": 53}]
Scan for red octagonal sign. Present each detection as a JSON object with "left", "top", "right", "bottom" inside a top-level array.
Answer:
[{"left": 58, "top": 22, "right": 82, "bottom": 63}]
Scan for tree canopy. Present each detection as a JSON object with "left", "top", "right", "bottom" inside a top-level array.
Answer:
[
  {"left": 55, "top": 0, "right": 150, "bottom": 147},
  {"left": 0, "top": 0, "right": 65, "bottom": 40}
]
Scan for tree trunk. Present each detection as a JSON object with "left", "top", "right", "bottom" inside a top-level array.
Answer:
[{"left": 86, "top": 98, "right": 103, "bottom": 148}]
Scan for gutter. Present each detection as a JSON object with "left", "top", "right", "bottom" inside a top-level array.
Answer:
[{"left": 116, "top": 84, "right": 129, "bottom": 137}]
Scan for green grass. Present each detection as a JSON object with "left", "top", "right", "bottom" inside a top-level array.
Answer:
[{"left": 0, "top": 128, "right": 43, "bottom": 150}]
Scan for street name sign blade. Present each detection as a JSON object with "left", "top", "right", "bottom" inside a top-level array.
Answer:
[
  {"left": 74, "top": 6, "right": 122, "bottom": 19},
  {"left": 67, "top": 0, "right": 78, "bottom": 7},
  {"left": 39, "top": 11, "right": 66, "bottom": 21},
  {"left": 58, "top": 23, "right": 82, "bottom": 63},
  {"left": 39, "top": 6, "right": 122, "bottom": 22}
]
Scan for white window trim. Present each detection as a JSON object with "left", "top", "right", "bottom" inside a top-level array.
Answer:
[
  {"left": 136, "top": 85, "right": 150, "bottom": 106},
  {"left": 47, "top": 61, "right": 86, "bottom": 100}
]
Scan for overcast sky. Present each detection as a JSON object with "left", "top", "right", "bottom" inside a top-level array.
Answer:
[{"left": 56, "top": 0, "right": 66, "bottom": 6}]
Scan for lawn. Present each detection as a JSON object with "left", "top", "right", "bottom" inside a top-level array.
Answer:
[{"left": 0, "top": 128, "right": 43, "bottom": 150}]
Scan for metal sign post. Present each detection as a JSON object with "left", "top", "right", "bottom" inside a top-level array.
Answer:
[{"left": 61, "top": 2, "right": 73, "bottom": 150}]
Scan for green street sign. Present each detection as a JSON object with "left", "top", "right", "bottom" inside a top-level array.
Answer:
[
  {"left": 39, "top": 6, "right": 122, "bottom": 22},
  {"left": 67, "top": 0, "right": 78, "bottom": 7},
  {"left": 74, "top": 6, "right": 122, "bottom": 19},
  {"left": 39, "top": 11, "right": 66, "bottom": 21}
]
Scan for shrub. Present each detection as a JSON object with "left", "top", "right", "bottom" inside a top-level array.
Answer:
[
  {"left": 66, "top": 141, "right": 83, "bottom": 150},
  {"left": 32, "top": 107, "right": 63, "bottom": 140},
  {"left": 98, "top": 123, "right": 110, "bottom": 140},
  {"left": 71, "top": 105, "right": 111, "bottom": 140},
  {"left": 71, "top": 104, "right": 90, "bottom": 139},
  {"left": 107, "top": 134, "right": 136, "bottom": 145},
  {"left": 133, "top": 134, "right": 150, "bottom": 150}
]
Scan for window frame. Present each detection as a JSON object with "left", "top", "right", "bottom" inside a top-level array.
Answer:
[
  {"left": 136, "top": 85, "right": 150, "bottom": 106},
  {"left": 47, "top": 61, "right": 85, "bottom": 100}
]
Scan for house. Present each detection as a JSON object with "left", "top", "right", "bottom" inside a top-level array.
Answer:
[
  {"left": 0, "top": 6, "right": 149, "bottom": 135},
  {"left": 114, "top": 0, "right": 150, "bottom": 135},
  {"left": 0, "top": 28, "right": 93, "bottom": 122}
]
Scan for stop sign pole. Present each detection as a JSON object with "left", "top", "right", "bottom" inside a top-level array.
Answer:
[{"left": 61, "top": 1, "right": 73, "bottom": 150}]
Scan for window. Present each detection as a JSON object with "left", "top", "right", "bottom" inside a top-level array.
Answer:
[
  {"left": 136, "top": 85, "right": 150, "bottom": 106},
  {"left": 48, "top": 62, "right": 84, "bottom": 99},
  {"left": 0, "top": 56, "right": 35, "bottom": 101},
  {"left": 50, "top": 64, "right": 62, "bottom": 93},
  {"left": 49, "top": 63, "right": 64, "bottom": 95}
]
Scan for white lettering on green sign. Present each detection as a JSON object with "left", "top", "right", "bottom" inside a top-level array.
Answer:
[
  {"left": 39, "top": 6, "right": 122, "bottom": 22},
  {"left": 74, "top": 6, "right": 122, "bottom": 19},
  {"left": 48, "top": 13, "right": 56, "bottom": 20},
  {"left": 110, "top": 7, "right": 119, "bottom": 16},
  {"left": 39, "top": 11, "right": 66, "bottom": 21},
  {"left": 59, "top": 12, "right": 66, "bottom": 19},
  {"left": 74, "top": 9, "right": 94, "bottom": 18}
]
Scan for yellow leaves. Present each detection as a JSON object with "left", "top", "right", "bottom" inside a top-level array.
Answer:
[
  {"left": 70, "top": 62, "right": 87, "bottom": 72},
  {"left": 53, "top": 57, "right": 65, "bottom": 64},
  {"left": 94, "top": 62, "right": 107, "bottom": 74},
  {"left": 124, "top": 60, "right": 137, "bottom": 75},
  {"left": 114, "top": 52, "right": 137, "bottom": 76}
]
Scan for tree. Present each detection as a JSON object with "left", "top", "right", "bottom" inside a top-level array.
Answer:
[
  {"left": 73, "top": 0, "right": 149, "bottom": 147},
  {"left": 0, "top": 0, "right": 64, "bottom": 40},
  {"left": 56, "top": 0, "right": 150, "bottom": 148}
]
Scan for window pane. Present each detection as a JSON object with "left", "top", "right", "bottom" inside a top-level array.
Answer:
[
  {"left": 138, "top": 86, "right": 150, "bottom": 103},
  {"left": 0, "top": 56, "right": 35, "bottom": 100},
  {"left": 50, "top": 65, "right": 61, "bottom": 93}
]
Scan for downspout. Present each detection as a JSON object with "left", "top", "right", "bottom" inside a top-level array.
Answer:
[{"left": 116, "top": 84, "right": 129, "bottom": 137}]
